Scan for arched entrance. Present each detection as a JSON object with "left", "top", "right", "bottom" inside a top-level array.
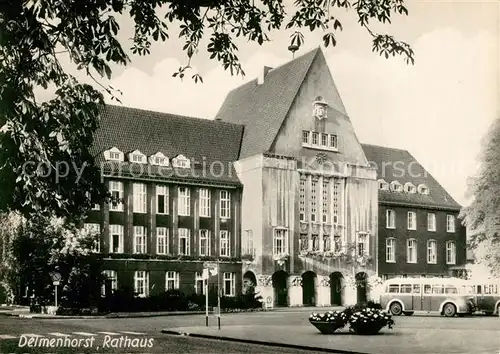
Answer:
[
  {"left": 272, "top": 271, "right": 288, "bottom": 307},
  {"left": 329, "top": 272, "right": 344, "bottom": 306},
  {"left": 302, "top": 271, "right": 317, "bottom": 306},
  {"left": 355, "top": 272, "right": 368, "bottom": 304},
  {"left": 243, "top": 271, "right": 257, "bottom": 294}
]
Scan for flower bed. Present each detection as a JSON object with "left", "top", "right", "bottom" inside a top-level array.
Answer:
[{"left": 309, "top": 306, "right": 394, "bottom": 335}]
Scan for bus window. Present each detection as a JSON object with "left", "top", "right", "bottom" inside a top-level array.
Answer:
[
  {"left": 432, "top": 285, "right": 444, "bottom": 294},
  {"left": 413, "top": 284, "right": 421, "bottom": 294},
  {"left": 388, "top": 284, "right": 400, "bottom": 293},
  {"left": 424, "top": 285, "right": 431, "bottom": 294},
  {"left": 401, "top": 284, "right": 412, "bottom": 293},
  {"left": 445, "top": 286, "right": 458, "bottom": 294}
]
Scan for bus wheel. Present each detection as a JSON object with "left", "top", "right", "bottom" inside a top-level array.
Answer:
[
  {"left": 403, "top": 311, "right": 414, "bottom": 316},
  {"left": 389, "top": 302, "right": 403, "bottom": 316},
  {"left": 443, "top": 303, "right": 456, "bottom": 317}
]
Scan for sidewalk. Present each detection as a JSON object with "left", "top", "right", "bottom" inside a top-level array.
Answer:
[
  {"left": 161, "top": 323, "right": 500, "bottom": 354},
  {"left": 0, "top": 305, "right": 344, "bottom": 319}
]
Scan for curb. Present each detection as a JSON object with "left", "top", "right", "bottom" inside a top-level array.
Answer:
[
  {"left": 161, "top": 329, "right": 368, "bottom": 354},
  {"left": 11, "top": 311, "right": 211, "bottom": 319}
]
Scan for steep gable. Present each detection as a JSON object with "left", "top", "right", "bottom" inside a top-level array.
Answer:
[
  {"left": 215, "top": 48, "right": 319, "bottom": 159},
  {"left": 361, "top": 143, "right": 461, "bottom": 210}
]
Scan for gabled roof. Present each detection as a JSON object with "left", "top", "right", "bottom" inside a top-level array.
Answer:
[
  {"left": 361, "top": 144, "right": 461, "bottom": 210},
  {"left": 92, "top": 105, "right": 244, "bottom": 185},
  {"left": 215, "top": 48, "right": 321, "bottom": 158}
]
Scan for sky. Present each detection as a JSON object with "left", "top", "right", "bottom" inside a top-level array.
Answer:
[{"left": 40, "top": 0, "right": 499, "bottom": 206}]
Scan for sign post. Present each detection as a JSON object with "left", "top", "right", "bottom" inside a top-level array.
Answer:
[
  {"left": 49, "top": 272, "right": 61, "bottom": 307},
  {"left": 203, "top": 262, "right": 218, "bottom": 327},
  {"left": 217, "top": 258, "right": 221, "bottom": 330}
]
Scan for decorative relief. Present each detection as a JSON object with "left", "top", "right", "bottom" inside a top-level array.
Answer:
[
  {"left": 311, "top": 223, "right": 320, "bottom": 235},
  {"left": 323, "top": 224, "right": 331, "bottom": 235},
  {"left": 323, "top": 236, "right": 331, "bottom": 252},
  {"left": 313, "top": 96, "right": 328, "bottom": 120},
  {"left": 299, "top": 222, "right": 309, "bottom": 233},
  {"left": 299, "top": 234, "right": 309, "bottom": 252},
  {"left": 291, "top": 276, "right": 302, "bottom": 287},
  {"left": 258, "top": 275, "right": 272, "bottom": 287},
  {"left": 320, "top": 276, "right": 330, "bottom": 287}
]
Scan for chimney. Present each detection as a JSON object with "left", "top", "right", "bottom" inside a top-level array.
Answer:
[{"left": 257, "top": 66, "right": 273, "bottom": 85}]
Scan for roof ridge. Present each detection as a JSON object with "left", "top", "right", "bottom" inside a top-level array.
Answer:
[{"left": 104, "top": 104, "right": 244, "bottom": 128}]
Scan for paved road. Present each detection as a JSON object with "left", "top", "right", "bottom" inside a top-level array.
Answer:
[{"left": 0, "top": 311, "right": 498, "bottom": 353}]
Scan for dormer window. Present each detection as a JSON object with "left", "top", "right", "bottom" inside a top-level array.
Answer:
[
  {"left": 404, "top": 182, "right": 416, "bottom": 194},
  {"left": 418, "top": 184, "right": 429, "bottom": 195},
  {"left": 390, "top": 181, "right": 403, "bottom": 192},
  {"left": 128, "top": 150, "right": 146, "bottom": 164},
  {"left": 149, "top": 152, "right": 169, "bottom": 167},
  {"left": 172, "top": 154, "right": 190, "bottom": 168},
  {"left": 378, "top": 179, "right": 389, "bottom": 191},
  {"left": 104, "top": 147, "right": 124, "bottom": 162}
]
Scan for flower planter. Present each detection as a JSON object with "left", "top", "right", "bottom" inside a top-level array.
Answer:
[
  {"left": 308, "top": 319, "right": 344, "bottom": 334},
  {"left": 350, "top": 323, "right": 385, "bottom": 335}
]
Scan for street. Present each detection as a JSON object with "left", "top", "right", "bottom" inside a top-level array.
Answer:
[{"left": 0, "top": 311, "right": 499, "bottom": 353}]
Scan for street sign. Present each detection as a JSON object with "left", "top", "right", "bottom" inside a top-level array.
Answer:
[
  {"left": 49, "top": 272, "right": 61, "bottom": 282},
  {"left": 53, "top": 281, "right": 60, "bottom": 286},
  {"left": 203, "top": 262, "right": 218, "bottom": 276}
]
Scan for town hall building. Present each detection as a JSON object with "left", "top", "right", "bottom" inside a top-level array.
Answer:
[{"left": 86, "top": 47, "right": 465, "bottom": 307}]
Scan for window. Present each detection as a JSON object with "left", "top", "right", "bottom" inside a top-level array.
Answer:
[
  {"left": 156, "top": 227, "right": 168, "bottom": 255},
  {"left": 407, "top": 211, "right": 416, "bottom": 230},
  {"left": 388, "top": 284, "right": 399, "bottom": 293},
  {"left": 446, "top": 241, "right": 456, "bottom": 264},
  {"left": 178, "top": 187, "right": 191, "bottom": 216},
  {"left": 418, "top": 184, "right": 429, "bottom": 195},
  {"left": 390, "top": 181, "right": 403, "bottom": 192},
  {"left": 446, "top": 215, "right": 456, "bottom": 233},
  {"left": 133, "top": 226, "right": 147, "bottom": 254},
  {"left": 101, "top": 270, "right": 118, "bottom": 297},
  {"left": 357, "top": 232, "right": 368, "bottom": 257},
  {"left": 322, "top": 179, "right": 329, "bottom": 223},
  {"left": 386, "top": 238, "right": 396, "bottom": 263},
  {"left": 378, "top": 180, "right": 389, "bottom": 191},
  {"left": 427, "top": 240, "right": 437, "bottom": 264},
  {"left": 149, "top": 152, "right": 169, "bottom": 166},
  {"left": 386, "top": 209, "right": 395, "bottom": 229},
  {"left": 312, "top": 132, "right": 319, "bottom": 145},
  {"left": 412, "top": 284, "right": 421, "bottom": 294},
  {"left": 84, "top": 223, "right": 100, "bottom": 252},
  {"left": 109, "top": 181, "right": 124, "bottom": 211},
  {"left": 329, "top": 135, "right": 337, "bottom": 149},
  {"left": 299, "top": 178, "right": 306, "bottom": 221},
  {"left": 302, "top": 131, "right": 309, "bottom": 144},
  {"left": 199, "top": 229, "right": 210, "bottom": 256},
  {"left": 165, "top": 271, "right": 179, "bottom": 290},
  {"left": 219, "top": 230, "right": 230, "bottom": 257},
  {"left": 134, "top": 271, "right": 149, "bottom": 297},
  {"left": 220, "top": 190, "right": 231, "bottom": 219},
  {"left": 401, "top": 284, "right": 412, "bottom": 293},
  {"left": 333, "top": 235, "right": 341, "bottom": 252},
  {"left": 427, "top": 213, "right": 436, "bottom": 232},
  {"left": 105, "top": 147, "right": 123, "bottom": 161},
  {"left": 310, "top": 180, "right": 317, "bottom": 222},
  {"left": 273, "top": 228, "right": 288, "bottom": 255},
  {"left": 178, "top": 228, "right": 191, "bottom": 255},
  {"left": 407, "top": 239, "right": 417, "bottom": 263},
  {"left": 223, "top": 273, "right": 235, "bottom": 296},
  {"left": 86, "top": 191, "right": 100, "bottom": 210},
  {"left": 199, "top": 188, "right": 211, "bottom": 217},
  {"left": 173, "top": 154, "right": 190, "bottom": 168},
  {"left": 133, "top": 183, "right": 147, "bottom": 213},
  {"left": 109, "top": 225, "right": 124, "bottom": 253},
  {"left": 129, "top": 150, "right": 146, "bottom": 164},
  {"left": 195, "top": 272, "right": 205, "bottom": 295},
  {"left": 404, "top": 183, "right": 416, "bottom": 193},
  {"left": 321, "top": 133, "right": 328, "bottom": 146},
  {"left": 332, "top": 181, "right": 340, "bottom": 224},
  {"left": 156, "top": 185, "right": 169, "bottom": 215}
]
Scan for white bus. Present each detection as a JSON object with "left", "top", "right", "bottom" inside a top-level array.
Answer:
[{"left": 379, "top": 277, "right": 475, "bottom": 317}]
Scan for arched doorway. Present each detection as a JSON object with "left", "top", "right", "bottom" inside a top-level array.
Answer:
[
  {"left": 272, "top": 271, "right": 288, "bottom": 307},
  {"left": 243, "top": 271, "right": 257, "bottom": 294},
  {"left": 302, "top": 271, "right": 317, "bottom": 306},
  {"left": 329, "top": 272, "right": 343, "bottom": 306},
  {"left": 355, "top": 272, "right": 368, "bottom": 304}
]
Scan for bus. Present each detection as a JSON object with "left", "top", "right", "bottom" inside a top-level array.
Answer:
[
  {"left": 379, "top": 277, "right": 475, "bottom": 317},
  {"left": 467, "top": 281, "right": 500, "bottom": 316}
]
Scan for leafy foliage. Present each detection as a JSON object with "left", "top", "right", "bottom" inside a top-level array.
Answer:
[
  {"left": 10, "top": 215, "right": 103, "bottom": 307},
  {"left": 460, "top": 118, "right": 500, "bottom": 276},
  {"left": 0, "top": 0, "right": 412, "bottom": 220}
]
